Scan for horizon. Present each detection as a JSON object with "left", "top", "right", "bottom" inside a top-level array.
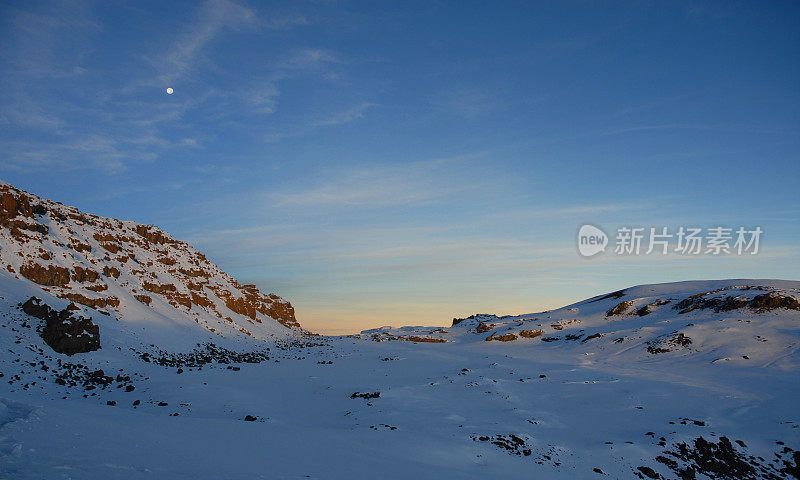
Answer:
[{"left": 2, "top": 1, "right": 798, "bottom": 334}]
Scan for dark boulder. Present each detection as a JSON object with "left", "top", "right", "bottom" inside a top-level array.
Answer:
[{"left": 21, "top": 296, "right": 101, "bottom": 355}]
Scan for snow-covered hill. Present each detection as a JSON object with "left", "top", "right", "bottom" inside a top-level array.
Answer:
[
  {"left": 360, "top": 279, "right": 800, "bottom": 371},
  {"left": 0, "top": 180, "right": 306, "bottom": 349}
]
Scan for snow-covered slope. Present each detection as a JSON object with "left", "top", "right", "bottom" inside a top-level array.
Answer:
[
  {"left": 0, "top": 276, "right": 797, "bottom": 479},
  {"left": 0, "top": 180, "right": 306, "bottom": 348},
  {"left": 361, "top": 279, "right": 800, "bottom": 371}
]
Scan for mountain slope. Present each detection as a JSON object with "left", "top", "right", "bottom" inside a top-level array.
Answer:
[
  {"left": 360, "top": 279, "right": 800, "bottom": 371},
  {"left": 0, "top": 180, "right": 305, "bottom": 348}
]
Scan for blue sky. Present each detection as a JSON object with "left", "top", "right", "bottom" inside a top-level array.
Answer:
[{"left": 1, "top": 1, "right": 798, "bottom": 333}]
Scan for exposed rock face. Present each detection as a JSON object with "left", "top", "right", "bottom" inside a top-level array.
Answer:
[
  {"left": 102, "top": 266, "right": 120, "bottom": 278},
  {"left": 134, "top": 294, "right": 152, "bottom": 305},
  {"left": 452, "top": 313, "right": 502, "bottom": 327},
  {"left": 61, "top": 292, "right": 120, "bottom": 310},
  {"left": 1, "top": 188, "right": 49, "bottom": 237},
  {"left": 223, "top": 285, "right": 301, "bottom": 329},
  {"left": 21, "top": 297, "right": 100, "bottom": 355},
  {"left": 0, "top": 180, "right": 306, "bottom": 339},
  {"left": 675, "top": 291, "right": 800, "bottom": 314},
  {"left": 476, "top": 322, "right": 495, "bottom": 333},
  {"left": 404, "top": 336, "right": 447, "bottom": 343},
  {"left": 20, "top": 263, "right": 71, "bottom": 286},
  {"left": 72, "top": 266, "right": 100, "bottom": 283},
  {"left": 606, "top": 300, "right": 634, "bottom": 317},
  {"left": 519, "top": 329, "right": 543, "bottom": 338},
  {"left": 486, "top": 333, "right": 518, "bottom": 342}
]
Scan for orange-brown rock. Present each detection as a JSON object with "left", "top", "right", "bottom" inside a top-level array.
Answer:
[
  {"left": 178, "top": 267, "right": 207, "bottom": 278},
  {"left": 225, "top": 296, "right": 257, "bottom": 320},
  {"left": 486, "top": 333, "right": 517, "bottom": 342},
  {"left": 191, "top": 292, "right": 214, "bottom": 309},
  {"left": 20, "top": 263, "right": 71, "bottom": 286},
  {"left": 142, "top": 281, "right": 177, "bottom": 295},
  {"left": 100, "top": 242, "right": 120, "bottom": 254},
  {"left": 170, "top": 293, "right": 192, "bottom": 308},
  {"left": 1, "top": 188, "right": 35, "bottom": 221},
  {"left": 72, "top": 242, "right": 92, "bottom": 252},
  {"left": 519, "top": 329, "right": 544, "bottom": 338},
  {"left": 405, "top": 336, "right": 447, "bottom": 343},
  {"left": 102, "top": 266, "right": 120, "bottom": 279},
  {"left": 265, "top": 301, "right": 299, "bottom": 329},
  {"left": 157, "top": 257, "right": 177, "bottom": 266},
  {"left": 92, "top": 233, "right": 116, "bottom": 242},
  {"left": 72, "top": 266, "right": 100, "bottom": 283},
  {"left": 135, "top": 225, "right": 175, "bottom": 245},
  {"left": 476, "top": 322, "right": 495, "bottom": 333},
  {"left": 60, "top": 292, "right": 120, "bottom": 310},
  {"left": 0, "top": 189, "right": 48, "bottom": 235},
  {"left": 134, "top": 294, "right": 152, "bottom": 305}
]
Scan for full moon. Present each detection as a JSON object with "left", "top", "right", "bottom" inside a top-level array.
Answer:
[{"left": 166, "top": 87, "right": 174, "bottom": 95}]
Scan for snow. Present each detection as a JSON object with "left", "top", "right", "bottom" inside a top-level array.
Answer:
[
  {"left": 1, "top": 273, "right": 799, "bottom": 478},
  {"left": 1, "top": 181, "right": 799, "bottom": 478}
]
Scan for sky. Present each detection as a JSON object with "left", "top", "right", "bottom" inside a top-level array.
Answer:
[{"left": 1, "top": 1, "right": 799, "bottom": 334}]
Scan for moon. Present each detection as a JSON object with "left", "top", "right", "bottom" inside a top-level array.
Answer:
[{"left": 166, "top": 87, "right": 174, "bottom": 95}]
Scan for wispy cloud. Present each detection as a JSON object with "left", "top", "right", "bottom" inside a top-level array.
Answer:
[
  {"left": 0, "top": 1, "right": 99, "bottom": 81},
  {"left": 0, "top": 0, "right": 320, "bottom": 173},
  {"left": 0, "top": 100, "right": 65, "bottom": 129},
  {"left": 270, "top": 153, "right": 495, "bottom": 208},
  {"left": 154, "top": 0, "right": 258, "bottom": 86},
  {"left": 278, "top": 48, "right": 341, "bottom": 72},
  {"left": 311, "top": 102, "right": 376, "bottom": 126},
  {"left": 434, "top": 87, "right": 497, "bottom": 119}
]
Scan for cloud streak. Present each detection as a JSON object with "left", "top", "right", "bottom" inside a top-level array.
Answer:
[
  {"left": 154, "top": 0, "right": 258, "bottom": 86},
  {"left": 270, "top": 154, "right": 496, "bottom": 208}
]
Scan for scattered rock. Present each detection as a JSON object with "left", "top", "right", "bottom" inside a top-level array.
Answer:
[
  {"left": 606, "top": 301, "right": 634, "bottom": 317},
  {"left": 647, "top": 333, "right": 692, "bottom": 355},
  {"left": 476, "top": 322, "right": 495, "bottom": 333},
  {"left": 519, "top": 329, "right": 544, "bottom": 338},
  {"left": 486, "top": 333, "right": 517, "bottom": 342}
]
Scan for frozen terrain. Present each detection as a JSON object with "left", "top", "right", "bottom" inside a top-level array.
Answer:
[
  {"left": 1, "top": 181, "right": 799, "bottom": 479},
  {"left": 2, "top": 275, "right": 798, "bottom": 479}
]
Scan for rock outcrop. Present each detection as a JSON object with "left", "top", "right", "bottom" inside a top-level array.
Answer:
[{"left": 21, "top": 296, "right": 101, "bottom": 355}]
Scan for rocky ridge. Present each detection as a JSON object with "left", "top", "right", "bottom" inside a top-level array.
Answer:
[{"left": 0, "top": 180, "right": 305, "bottom": 342}]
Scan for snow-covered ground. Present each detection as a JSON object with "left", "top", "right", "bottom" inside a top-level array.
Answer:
[
  {"left": 1, "top": 274, "right": 799, "bottom": 479},
  {"left": 1, "top": 182, "right": 798, "bottom": 478}
]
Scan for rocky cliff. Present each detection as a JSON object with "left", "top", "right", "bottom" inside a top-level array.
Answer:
[{"left": 0, "top": 180, "right": 305, "bottom": 341}]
